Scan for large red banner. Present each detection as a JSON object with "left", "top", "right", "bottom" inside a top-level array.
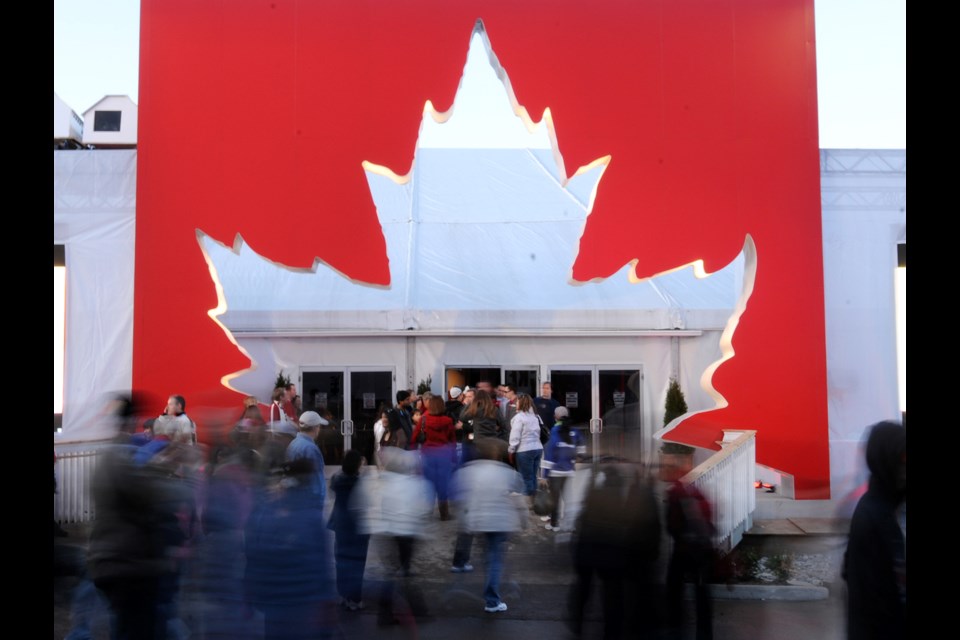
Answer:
[{"left": 136, "top": 0, "right": 828, "bottom": 498}]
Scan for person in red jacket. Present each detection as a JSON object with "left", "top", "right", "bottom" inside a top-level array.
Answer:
[{"left": 411, "top": 396, "right": 457, "bottom": 520}]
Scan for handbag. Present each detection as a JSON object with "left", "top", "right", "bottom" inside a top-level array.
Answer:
[
  {"left": 533, "top": 481, "right": 554, "bottom": 516},
  {"left": 537, "top": 414, "right": 551, "bottom": 444}
]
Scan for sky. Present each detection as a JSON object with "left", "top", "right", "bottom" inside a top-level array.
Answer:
[{"left": 53, "top": 0, "right": 905, "bottom": 149}]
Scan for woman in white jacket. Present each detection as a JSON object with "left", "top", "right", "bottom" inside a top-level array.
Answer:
[{"left": 508, "top": 394, "right": 544, "bottom": 500}]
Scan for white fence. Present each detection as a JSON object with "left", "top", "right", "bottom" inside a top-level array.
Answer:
[
  {"left": 54, "top": 444, "right": 107, "bottom": 523},
  {"left": 682, "top": 429, "right": 757, "bottom": 554}
]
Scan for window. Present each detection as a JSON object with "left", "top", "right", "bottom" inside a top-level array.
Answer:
[{"left": 93, "top": 110, "right": 122, "bottom": 132}]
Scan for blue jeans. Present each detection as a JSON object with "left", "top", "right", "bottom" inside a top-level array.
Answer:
[
  {"left": 515, "top": 449, "right": 542, "bottom": 496},
  {"left": 483, "top": 532, "right": 508, "bottom": 608},
  {"left": 421, "top": 446, "right": 454, "bottom": 502}
]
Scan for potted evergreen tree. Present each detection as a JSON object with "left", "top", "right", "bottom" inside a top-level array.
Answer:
[
  {"left": 659, "top": 378, "right": 695, "bottom": 479},
  {"left": 274, "top": 370, "right": 292, "bottom": 391}
]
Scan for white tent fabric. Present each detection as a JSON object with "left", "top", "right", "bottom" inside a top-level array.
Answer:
[
  {"left": 820, "top": 148, "right": 906, "bottom": 504},
  {"left": 54, "top": 150, "right": 136, "bottom": 441}
]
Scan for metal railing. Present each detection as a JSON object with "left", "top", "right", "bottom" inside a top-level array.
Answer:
[
  {"left": 54, "top": 446, "right": 104, "bottom": 523},
  {"left": 681, "top": 429, "right": 757, "bottom": 554}
]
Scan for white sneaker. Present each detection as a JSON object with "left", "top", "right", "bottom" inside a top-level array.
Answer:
[
  {"left": 450, "top": 563, "right": 474, "bottom": 573},
  {"left": 545, "top": 523, "right": 557, "bottom": 531},
  {"left": 484, "top": 602, "right": 508, "bottom": 613},
  {"left": 539, "top": 515, "right": 551, "bottom": 522}
]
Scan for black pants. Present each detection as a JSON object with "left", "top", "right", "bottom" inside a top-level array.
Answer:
[
  {"left": 95, "top": 575, "right": 163, "bottom": 640},
  {"left": 666, "top": 551, "right": 713, "bottom": 640}
]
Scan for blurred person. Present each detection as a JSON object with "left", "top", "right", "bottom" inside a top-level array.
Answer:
[
  {"left": 373, "top": 406, "right": 389, "bottom": 468},
  {"left": 88, "top": 396, "right": 192, "bottom": 640},
  {"left": 268, "top": 386, "right": 294, "bottom": 426},
  {"left": 844, "top": 421, "right": 906, "bottom": 640},
  {"left": 508, "top": 393, "right": 544, "bottom": 503},
  {"left": 258, "top": 419, "right": 299, "bottom": 488},
  {"left": 445, "top": 386, "right": 464, "bottom": 422},
  {"left": 540, "top": 406, "right": 586, "bottom": 531},
  {"left": 158, "top": 394, "right": 197, "bottom": 444},
  {"left": 244, "top": 457, "right": 336, "bottom": 640},
  {"left": 198, "top": 426, "right": 259, "bottom": 639},
  {"left": 54, "top": 450, "right": 69, "bottom": 537},
  {"left": 569, "top": 464, "right": 661, "bottom": 640},
  {"left": 285, "top": 410, "right": 329, "bottom": 507},
  {"left": 446, "top": 386, "right": 465, "bottom": 464},
  {"left": 129, "top": 417, "right": 155, "bottom": 447},
  {"left": 240, "top": 395, "right": 266, "bottom": 425},
  {"left": 283, "top": 382, "right": 299, "bottom": 420},
  {"left": 460, "top": 389, "right": 508, "bottom": 447},
  {"left": 372, "top": 449, "right": 433, "bottom": 625},
  {"left": 316, "top": 406, "right": 341, "bottom": 464},
  {"left": 404, "top": 389, "right": 419, "bottom": 419},
  {"left": 664, "top": 457, "right": 716, "bottom": 640},
  {"left": 475, "top": 379, "right": 498, "bottom": 412},
  {"left": 454, "top": 387, "right": 476, "bottom": 462},
  {"left": 327, "top": 449, "right": 372, "bottom": 611},
  {"left": 534, "top": 381, "right": 561, "bottom": 445},
  {"left": 411, "top": 395, "right": 458, "bottom": 520},
  {"left": 449, "top": 438, "right": 527, "bottom": 613},
  {"left": 61, "top": 394, "right": 142, "bottom": 640}
]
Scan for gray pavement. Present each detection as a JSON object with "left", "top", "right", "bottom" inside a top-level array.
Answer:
[{"left": 54, "top": 467, "right": 848, "bottom": 640}]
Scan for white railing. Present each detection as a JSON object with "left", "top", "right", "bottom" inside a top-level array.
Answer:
[
  {"left": 682, "top": 429, "right": 756, "bottom": 554},
  {"left": 54, "top": 444, "right": 107, "bottom": 523}
]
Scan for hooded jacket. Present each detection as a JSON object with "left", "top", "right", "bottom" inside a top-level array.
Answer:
[{"left": 844, "top": 421, "right": 906, "bottom": 640}]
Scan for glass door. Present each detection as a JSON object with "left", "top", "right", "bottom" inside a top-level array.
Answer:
[
  {"left": 302, "top": 368, "right": 394, "bottom": 466},
  {"left": 349, "top": 369, "right": 394, "bottom": 464},
  {"left": 548, "top": 366, "right": 644, "bottom": 463},
  {"left": 302, "top": 370, "right": 345, "bottom": 465},
  {"left": 598, "top": 368, "right": 644, "bottom": 463},
  {"left": 548, "top": 368, "right": 595, "bottom": 457},
  {"left": 503, "top": 367, "right": 539, "bottom": 396}
]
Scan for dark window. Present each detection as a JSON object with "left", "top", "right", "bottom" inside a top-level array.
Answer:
[{"left": 93, "top": 110, "right": 122, "bottom": 132}]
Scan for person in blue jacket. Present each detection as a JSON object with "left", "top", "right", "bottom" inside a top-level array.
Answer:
[{"left": 540, "top": 406, "right": 586, "bottom": 530}]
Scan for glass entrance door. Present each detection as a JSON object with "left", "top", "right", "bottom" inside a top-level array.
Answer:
[
  {"left": 598, "top": 368, "right": 643, "bottom": 463},
  {"left": 549, "top": 366, "right": 644, "bottom": 463},
  {"left": 302, "top": 368, "right": 394, "bottom": 466},
  {"left": 503, "top": 367, "right": 538, "bottom": 396},
  {"left": 349, "top": 370, "right": 393, "bottom": 464}
]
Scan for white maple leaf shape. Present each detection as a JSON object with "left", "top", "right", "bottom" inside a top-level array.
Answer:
[{"left": 198, "top": 20, "right": 752, "bottom": 405}]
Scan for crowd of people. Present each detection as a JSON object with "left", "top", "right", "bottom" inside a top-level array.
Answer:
[{"left": 57, "top": 383, "right": 909, "bottom": 640}]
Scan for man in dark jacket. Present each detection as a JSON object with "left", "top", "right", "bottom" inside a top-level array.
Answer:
[
  {"left": 844, "top": 420, "right": 906, "bottom": 640},
  {"left": 386, "top": 390, "right": 415, "bottom": 449}
]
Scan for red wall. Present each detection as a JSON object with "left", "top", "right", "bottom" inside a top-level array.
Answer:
[{"left": 136, "top": 0, "right": 829, "bottom": 498}]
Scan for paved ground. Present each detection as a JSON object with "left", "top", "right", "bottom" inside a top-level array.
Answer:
[{"left": 54, "top": 468, "right": 849, "bottom": 640}]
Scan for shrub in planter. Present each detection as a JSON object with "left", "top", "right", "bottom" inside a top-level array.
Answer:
[{"left": 661, "top": 379, "right": 695, "bottom": 456}]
